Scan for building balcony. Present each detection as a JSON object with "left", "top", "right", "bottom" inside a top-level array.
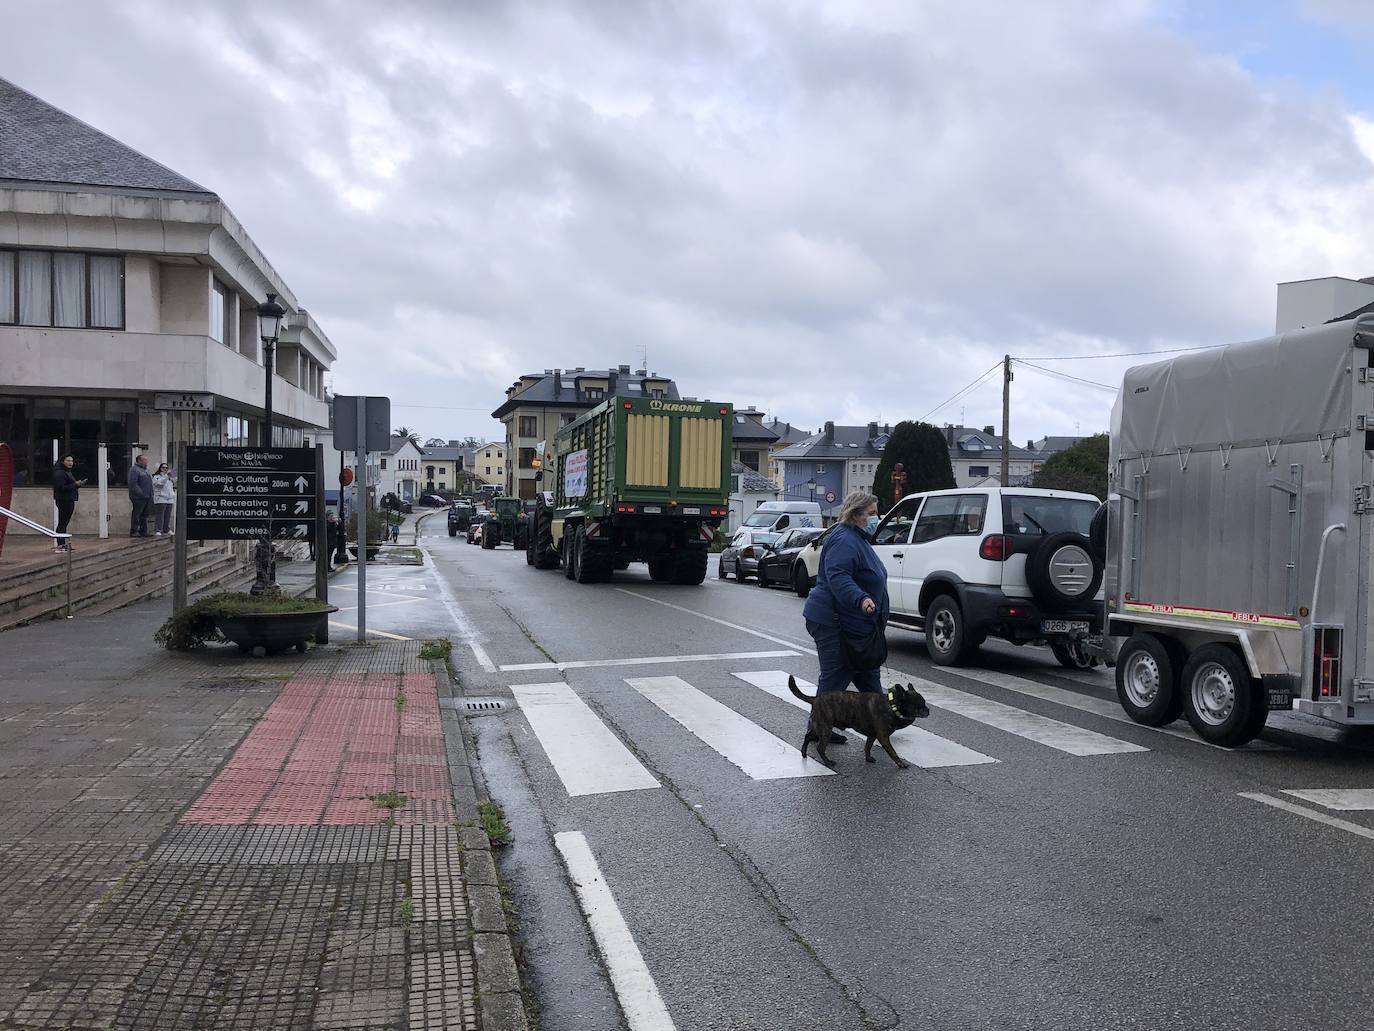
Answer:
[{"left": 3, "top": 325, "right": 328, "bottom": 427}]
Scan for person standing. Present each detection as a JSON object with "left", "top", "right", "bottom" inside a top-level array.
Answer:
[
  {"left": 800, "top": 491, "right": 889, "bottom": 742},
  {"left": 51, "top": 455, "right": 85, "bottom": 553},
  {"left": 128, "top": 454, "right": 153, "bottom": 538},
  {"left": 152, "top": 462, "right": 176, "bottom": 536}
]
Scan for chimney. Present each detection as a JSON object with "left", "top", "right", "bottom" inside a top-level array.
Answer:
[
  {"left": 944, "top": 425, "right": 954, "bottom": 445},
  {"left": 1027, "top": 439, "right": 1034, "bottom": 451},
  {"left": 554, "top": 369, "right": 562, "bottom": 395},
  {"left": 983, "top": 425, "right": 995, "bottom": 436},
  {"left": 867, "top": 421, "right": 878, "bottom": 440},
  {"left": 619, "top": 364, "right": 631, "bottom": 374},
  {"left": 824, "top": 421, "right": 835, "bottom": 441}
]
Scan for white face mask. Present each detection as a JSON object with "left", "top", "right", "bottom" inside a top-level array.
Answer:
[{"left": 865, "top": 514, "right": 880, "bottom": 535}]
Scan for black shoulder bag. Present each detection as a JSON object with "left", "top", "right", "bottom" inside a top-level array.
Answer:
[{"left": 841, "top": 615, "right": 888, "bottom": 671}]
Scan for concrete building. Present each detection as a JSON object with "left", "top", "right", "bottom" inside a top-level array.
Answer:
[
  {"left": 419, "top": 444, "right": 465, "bottom": 496},
  {"left": 941, "top": 425, "right": 1037, "bottom": 488},
  {"left": 728, "top": 462, "right": 780, "bottom": 533},
  {"left": 772, "top": 422, "right": 890, "bottom": 521},
  {"left": 376, "top": 436, "right": 424, "bottom": 505},
  {"left": 1276, "top": 275, "right": 1374, "bottom": 333},
  {"left": 0, "top": 77, "right": 335, "bottom": 534},
  {"left": 470, "top": 443, "right": 505, "bottom": 487},
  {"left": 491, "top": 366, "right": 678, "bottom": 499},
  {"left": 765, "top": 418, "right": 811, "bottom": 486},
  {"left": 731, "top": 408, "right": 779, "bottom": 479}
]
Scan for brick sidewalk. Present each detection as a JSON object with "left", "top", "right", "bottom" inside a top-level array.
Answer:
[{"left": 0, "top": 600, "right": 525, "bottom": 1030}]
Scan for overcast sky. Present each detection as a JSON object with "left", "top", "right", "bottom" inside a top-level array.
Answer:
[{"left": 5, "top": 0, "right": 1373, "bottom": 443}]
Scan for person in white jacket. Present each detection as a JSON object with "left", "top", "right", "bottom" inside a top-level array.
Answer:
[{"left": 152, "top": 463, "right": 176, "bottom": 536}]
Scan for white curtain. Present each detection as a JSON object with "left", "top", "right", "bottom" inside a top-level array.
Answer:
[
  {"left": 17, "top": 251, "right": 50, "bottom": 325},
  {"left": 0, "top": 252, "right": 13, "bottom": 323},
  {"left": 53, "top": 252, "right": 86, "bottom": 327},
  {"left": 90, "top": 255, "right": 123, "bottom": 328}
]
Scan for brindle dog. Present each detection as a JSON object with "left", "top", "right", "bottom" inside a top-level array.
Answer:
[{"left": 790, "top": 676, "right": 931, "bottom": 770}]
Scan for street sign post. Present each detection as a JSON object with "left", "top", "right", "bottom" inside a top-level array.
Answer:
[{"left": 334, "top": 395, "right": 391, "bottom": 643}]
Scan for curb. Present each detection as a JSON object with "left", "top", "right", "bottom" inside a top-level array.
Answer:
[{"left": 433, "top": 657, "right": 531, "bottom": 1031}]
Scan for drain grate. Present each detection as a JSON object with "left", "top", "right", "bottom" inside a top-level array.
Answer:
[{"left": 461, "top": 697, "right": 507, "bottom": 714}]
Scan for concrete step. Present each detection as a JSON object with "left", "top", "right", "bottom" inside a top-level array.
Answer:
[
  {"left": 80, "top": 552, "right": 249, "bottom": 618},
  {"left": 0, "top": 548, "right": 245, "bottom": 631},
  {"left": 0, "top": 537, "right": 174, "bottom": 595},
  {"left": 0, "top": 542, "right": 185, "bottom": 617}
]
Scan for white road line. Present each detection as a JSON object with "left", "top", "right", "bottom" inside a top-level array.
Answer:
[
  {"left": 422, "top": 545, "right": 498, "bottom": 672},
  {"left": 627, "top": 675, "right": 834, "bottom": 779},
  {"left": 334, "top": 598, "right": 425, "bottom": 612},
  {"left": 327, "top": 620, "right": 412, "bottom": 641},
  {"left": 554, "top": 831, "right": 677, "bottom": 1031},
  {"left": 1239, "top": 792, "right": 1374, "bottom": 842},
  {"left": 510, "top": 683, "right": 659, "bottom": 796},
  {"left": 1282, "top": 788, "right": 1374, "bottom": 811},
  {"left": 731, "top": 671, "right": 998, "bottom": 769},
  {"left": 876, "top": 670, "right": 1147, "bottom": 757},
  {"left": 500, "top": 650, "right": 799, "bottom": 673},
  {"left": 614, "top": 589, "right": 816, "bottom": 652}
]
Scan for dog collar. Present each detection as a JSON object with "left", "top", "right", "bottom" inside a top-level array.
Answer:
[{"left": 886, "top": 689, "right": 901, "bottom": 716}]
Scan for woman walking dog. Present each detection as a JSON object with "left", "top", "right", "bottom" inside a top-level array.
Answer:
[{"left": 801, "top": 491, "right": 889, "bottom": 743}]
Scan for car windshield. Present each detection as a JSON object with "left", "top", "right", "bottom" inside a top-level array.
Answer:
[
  {"left": 1002, "top": 495, "right": 1097, "bottom": 536},
  {"left": 743, "top": 511, "right": 782, "bottom": 527}
]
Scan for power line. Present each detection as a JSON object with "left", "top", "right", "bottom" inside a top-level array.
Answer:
[
  {"left": 919, "top": 361, "right": 1003, "bottom": 422},
  {"left": 1017, "top": 343, "right": 1225, "bottom": 361},
  {"left": 1012, "top": 358, "right": 1116, "bottom": 391}
]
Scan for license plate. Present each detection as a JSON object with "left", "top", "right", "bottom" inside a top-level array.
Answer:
[
  {"left": 1041, "top": 619, "right": 1089, "bottom": 635},
  {"left": 683, "top": 507, "right": 700, "bottom": 515},
  {"left": 643, "top": 505, "right": 662, "bottom": 514}
]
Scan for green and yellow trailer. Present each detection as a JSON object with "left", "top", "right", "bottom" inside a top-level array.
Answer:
[{"left": 527, "top": 396, "right": 734, "bottom": 584}]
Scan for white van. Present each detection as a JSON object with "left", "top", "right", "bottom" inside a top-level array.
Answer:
[{"left": 740, "top": 501, "right": 823, "bottom": 534}]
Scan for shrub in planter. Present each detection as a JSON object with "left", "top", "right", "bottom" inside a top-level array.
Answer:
[{"left": 155, "top": 591, "right": 336, "bottom": 652}]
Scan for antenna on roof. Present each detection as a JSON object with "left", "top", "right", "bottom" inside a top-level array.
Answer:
[{"left": 638, "top": 343, "right": 648, "bottom": 374}]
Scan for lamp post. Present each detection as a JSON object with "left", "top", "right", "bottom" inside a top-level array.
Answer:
[
  {"left": 805, "top": 478, "right": 816, "bottom": 504},
  {"left": 250, "top": 292, "right": 287, "bottom": 595}
]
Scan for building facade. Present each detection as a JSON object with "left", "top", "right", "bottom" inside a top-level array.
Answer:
[
  {"left": 0, "top": 77, "right": 335, "bottom": 534},
  {"left": 731, "top": 408, "right": 779, "bottom": 480},
  {"left": 470, "top": 443, "right": 504, "bottom": 487},
  {"left": 772, "top": 422, "right": 890, "bottom": 521},
  {"left": 491, "top": 366, "right": 678, "bottom": 498}
]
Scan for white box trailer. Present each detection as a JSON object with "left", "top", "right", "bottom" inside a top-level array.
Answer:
[{"left": 1105, "top": 313, "right": 1374, "bottom": 746}]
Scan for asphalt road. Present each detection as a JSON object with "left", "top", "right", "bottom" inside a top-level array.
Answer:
[{"left": 346, "top": 519, "right": 1374, "bottom": 1031}]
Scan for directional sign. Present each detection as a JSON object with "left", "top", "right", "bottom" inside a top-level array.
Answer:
[{"left": 184, "top": 446, "right": 320, "bottom": 541}]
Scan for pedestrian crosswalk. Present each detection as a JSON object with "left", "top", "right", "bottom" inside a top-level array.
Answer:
[{"left": 507, "top": 666, "right": 1154, "bottom": 798}]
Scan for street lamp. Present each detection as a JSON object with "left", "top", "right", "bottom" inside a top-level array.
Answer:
[
  {"left": 250, "top": 292, "right": 287, "bottom": 595},
  {"left": 805, "top": 478, "right": 816, "bottom": 503}
]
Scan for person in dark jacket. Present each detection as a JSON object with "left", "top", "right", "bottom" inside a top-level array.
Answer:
[
  {"left": 128, "top": 454, "right": 153, "bottom": 538},
  {"left": 801, "top": 491, "right": 888, "bottom": 740},
  {"left": 51, "top": 455, "right": 85, "bottom": 553}
]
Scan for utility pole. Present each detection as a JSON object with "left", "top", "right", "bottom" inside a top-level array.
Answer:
[{"left": 1000, "top": 354, "right": 1012, "bottom": 486}]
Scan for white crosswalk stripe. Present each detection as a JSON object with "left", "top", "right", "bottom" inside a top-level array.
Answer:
[
  {"left": 510, "top": 682, "right": 660, "bottom": 796},
  {"left": 943, "top": 666, "right": 1287, "bottom": 752},
  {"left": 876, "top": 669, "right": 1149, "bottom": 757},
  {"left": 626, "top": 675, "right": 835, "bottom": 779},
  {"left": 731, "top": 670, "right": 997, "bottom": 769},
  {"left": 1282, "top": 789, "right": 1374, "bottom": 811}
]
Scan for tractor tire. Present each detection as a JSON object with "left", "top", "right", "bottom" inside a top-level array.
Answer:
[
  {"left": 670, "top": 547, "right": 709, "bottom": 585},
  {"left": 648, "top": 557, "right": 672, "bottom": 582},
  {"left": 563, "top": 528, "right": 578, "bottom": 580},
  {"left": 574, "top": 529, "right": 605, "bottom": 584}
]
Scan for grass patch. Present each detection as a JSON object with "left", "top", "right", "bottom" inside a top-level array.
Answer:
[
  {"left": 154, "top": 592, "right": 333, "bottom": 651},
  {"left": 399, "top": 896, "right": 414, "bottom": 925},
  {"left": 370, "top": 790, "right": 407, "bottom": 812},
  {"left": 419, "top": 638, "right": 452, "bottom": 661},
  {"left": 478, "top": 800, "right": 513, "bottom": 848}
]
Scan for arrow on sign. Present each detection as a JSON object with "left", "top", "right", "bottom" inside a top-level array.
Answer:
[
  {"left": 294, "top": 500, "right": 309, "bottom": 515},
  {"left": 294, "top": 476, "right": 309, "bottom": 493},
  {"left": 293, "top": 525, "right": 309, "bottom": 538}
]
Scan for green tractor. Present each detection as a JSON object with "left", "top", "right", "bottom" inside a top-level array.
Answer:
[{"left": 481, "top": 497, "right": 529, "bottom": 550}]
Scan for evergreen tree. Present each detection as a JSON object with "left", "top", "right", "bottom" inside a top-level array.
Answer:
[
  {"left": 873, "top": 421, "right": 955, "bottom": 510},
  {"left": 1030, "top": 433, "right": 1109, "bottom": 499}
]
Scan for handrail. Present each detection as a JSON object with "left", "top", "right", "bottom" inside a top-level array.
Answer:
[
  {"left": 0, "top": 503, "right": 74, "bottom": 619},
  {"left": 1309, "top": 523, "right": 1346, "bottom": 624}
]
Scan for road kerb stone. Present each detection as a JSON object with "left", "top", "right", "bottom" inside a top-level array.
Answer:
[
  {"left": 481, "top": 990, "right": 532, "bottom": 1031},
  {"left": 462, "top": 845, "right": 499, "bottom": 886},
  {"left": 467, "top": 882, "right": 507, "bottom": 933},
  {"left": 472, "top": 932, "right": 521, "bottom": 994}
]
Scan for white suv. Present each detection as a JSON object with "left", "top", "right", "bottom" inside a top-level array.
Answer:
[{"left": 871, "top": 487, "right": 1105, "bottom": 668}]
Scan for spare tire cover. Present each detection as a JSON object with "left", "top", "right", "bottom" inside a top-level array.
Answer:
[
  {"left": 1088, "top": 503, "right": 1107, "bottom": 562},
  {"left": 1026, "top": 531, "right": 1103, "bottom": 610}
]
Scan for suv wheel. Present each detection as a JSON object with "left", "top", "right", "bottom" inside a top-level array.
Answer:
[{"left": 925, "top": 594, "right": 977, "bottom": 666}]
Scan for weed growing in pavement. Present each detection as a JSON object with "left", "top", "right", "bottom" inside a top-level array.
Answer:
[
  {"left": 370, "top": 790, "right": 408, "bottom": 826},
  {"left": 478, "top": 800, "right": 513, "bottom": 847},
  {"left": 395, "top": 686, "right": 407, "bottom": 712},
  {"left": 419, "top": 638, "right": 452, "bottom": 660},
  {"left": 399, "top": 896, "right": 415, "bottom": 925}
]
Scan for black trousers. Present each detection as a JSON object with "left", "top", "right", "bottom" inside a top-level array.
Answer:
[
  {"left": 55, "top": 498, "right": 75, "bottom": 537},
  {"left": 129, "top": 498, "right": 150, "bottom": 536}
]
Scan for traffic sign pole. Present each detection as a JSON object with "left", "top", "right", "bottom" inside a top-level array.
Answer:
[
  {"left": 173, "top": 443, "right": 188, "bottom": 612},
  {"left": 355, "top": 402, "right": 367, "bottom": 643},
  {"left": 314, "top": 444, "right": 328, "bottom": 642}
]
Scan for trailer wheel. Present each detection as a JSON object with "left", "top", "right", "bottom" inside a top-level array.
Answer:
[
  {"left": 448, "top": 527, "right": 457, "bottom": 538},
  {"left": 793, "top": 563, "right": 812, "bottom": 598},
  {"left": 533, "top": 509, "right": 560, "bottom": 569},
  {"left": 925, "top": 594, "right": 976, "bottom": 666},
  {"left": 649, "top": 557, "right": 672, "bottom": 582},
  {"left": 670, "top": 547, "right": 708, "bottom": 585},
  {"left": 1115, "top": 634, "right": 1183, "bottom": 726},
  {"left": 563, "top": 529, "right": 578, "bottom": 580},
  {"left": 575, "top": 529, "right": 605, "bottom": 584},
  {"left": 1181, "top": 644, "right": 1265, "bottom": 747}
]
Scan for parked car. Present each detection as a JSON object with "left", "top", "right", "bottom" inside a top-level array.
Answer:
[
  {"left": 718, "top": 528, "right": 781, "bottom": 581},
  {"left": 755, "top": 526, "right": 827, "bottom": 591},
  {"left": 739, "top": 500, "right": 823, "bottom": 534},
  {"left": 418, "top": 493, "right": 448, "bottom": 508},
  {"left": 871, "top": 487, "right": 1103, "bottom": 668}
]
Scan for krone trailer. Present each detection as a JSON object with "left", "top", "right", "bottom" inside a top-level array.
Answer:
[
  {"left": 527, "top": 396, "right": 733, "bottom": 584},
  {"left": 1106, "top": 313, "right": 1374, "bottom": 746}
]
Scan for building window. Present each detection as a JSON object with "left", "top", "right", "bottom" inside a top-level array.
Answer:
[
  {"left": 210, "top": 279, "right": 229, "bottom": 344},
  {"left": 485, "top": 466, "right": 492, "bottom": 475},
  {"left": 426, "top": 465, "right": 435, "bottom": 479},
  {"left": 0, "top": 249, "right": 125, "bottom": 329},
  {"left": 584, "top": 388, "right": 605, "bottom": 401},
  {"left": 969, "top": 466, "right": 989, "bottom": 478},
  {"left": 518, "top": 416, "right": 538, "bottom": 437},
  {"left": 380, "top": 458, "right": 388, "bottom": 470},
  {"left": 561, "top": 413, "right": 577, "bottom": 425},
  {"left": 815, "top": 463, "right": 827, "bottom": 474},
  {"left": 519, "top": 447, "right": 537, "bottom": 469},
  {"left": 649, "top": 388, "right": 666, "bottom": 399}
]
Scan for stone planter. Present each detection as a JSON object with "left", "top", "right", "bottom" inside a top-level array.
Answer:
[
  {"left": 348, "top": 544, "right": 385, "bottom": 560},
  {"left": 214, "top": 606, "right": 338, "bottom": 657}
]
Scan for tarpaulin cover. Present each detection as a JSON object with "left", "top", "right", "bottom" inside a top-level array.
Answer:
[{"left": 1115, "top": 317, "right": 1362, "bottom": 457}]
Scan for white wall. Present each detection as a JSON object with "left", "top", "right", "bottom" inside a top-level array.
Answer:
[
  {"left": 1276, "top": 278, "right": 1374, "bottom": 333},
  {"left": 159, "top": 265, "right": 210, "bottom": 335}
]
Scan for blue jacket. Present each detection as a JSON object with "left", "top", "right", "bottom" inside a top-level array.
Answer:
[
  {"left": 128, "top": 464, "right": 153, "bottom": 501},
  {"left": 802, "top": 523, "right": 889, "bottom": 635}
]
